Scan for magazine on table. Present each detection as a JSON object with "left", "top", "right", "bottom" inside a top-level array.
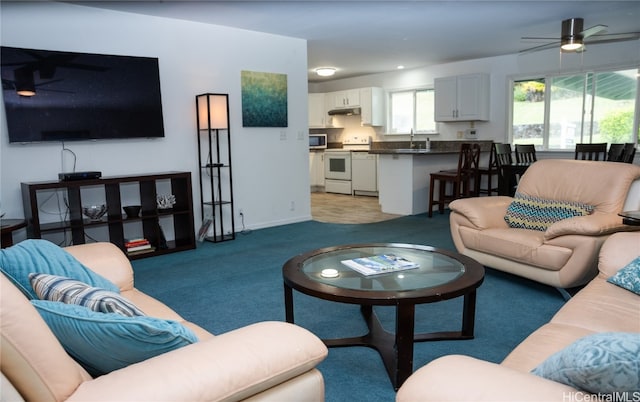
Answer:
[{"left": 341, "top": 254, "right": 419, "bottom": 276}]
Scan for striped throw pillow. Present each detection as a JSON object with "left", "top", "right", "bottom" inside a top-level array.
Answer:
[
  {"left": 29, "top": 273, "right": 145, "bottom": 317},
  {"left": 504, "top": 193, "right": 594, "bottom": 231}
]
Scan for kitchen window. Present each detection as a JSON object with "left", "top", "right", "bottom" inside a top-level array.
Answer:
[
  {"left": 389, "top": 89, "right": 436, "bottom": 134},
  {"left": 511, "top": 67, "right": 638, "bottom": 150}
]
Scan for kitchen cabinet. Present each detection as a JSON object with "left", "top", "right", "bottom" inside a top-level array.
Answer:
[
  {"left": 21, "top": 172, "right": 196, "bottom": 259},
  {"left": 309, "top": 151, "right": 325, "bottom": 190},
  {"left": 308, "top": 93, "right": 327, "bottom": 128},
  {"left": 330, "top": 89, "right": 360, "bottom": 109},
  {"left": 434, "top": 73, "right": 489, "bottom": 121},
  {"left": 360, "top": 87, "right": 385, "bottom": 126}
]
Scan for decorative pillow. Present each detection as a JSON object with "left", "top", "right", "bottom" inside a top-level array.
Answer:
[
  {"left": 31, "top": 300, "right": 198, "bottom": 376},
  {"left": 607, "top": 257, "right": 640, "bottom": 295},
  {"left": 29, "top": 273, "right": 145, "bottom": 317},
  {"left": 0, "top": 239, "right": 119, "bottom": 299},
  {"left": 531, "top": 332, "right": 640, "bottom": 394},
  {"left": 504, "top": 193, "right": 594, "bottom": 231}
]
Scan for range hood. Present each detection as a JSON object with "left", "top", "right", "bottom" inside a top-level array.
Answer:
[{"left": 328, "top": 107, "right": 361, "bottom": 116}]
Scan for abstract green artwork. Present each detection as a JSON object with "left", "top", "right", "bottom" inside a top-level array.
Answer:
[{"left": 241, "top": 70, "right": 288, "bottom": 127}]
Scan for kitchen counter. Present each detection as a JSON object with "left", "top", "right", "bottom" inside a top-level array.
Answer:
[
  {"left": 369, "top": 148, "right": 453, "bottom": 155},
  {"left": 374, "top": 140, "right": 492, "bottom": 215}
]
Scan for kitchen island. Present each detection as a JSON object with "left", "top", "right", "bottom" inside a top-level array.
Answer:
[{"left": 369, "top": 141, "right": 493, "bottom": 215}]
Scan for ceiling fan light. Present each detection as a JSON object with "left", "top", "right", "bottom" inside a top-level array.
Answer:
[
  {"left": 560, "top": 17, "right": 584, "bottom": 52},
  {"left": 561, "top": 37, "right": 584, "bottom": 52},
  {"left": 14, "top": 67, "right": 36, "bottom": 97},
  {"left": 315, "top": 67, "right": 336, "bottom": 77}
]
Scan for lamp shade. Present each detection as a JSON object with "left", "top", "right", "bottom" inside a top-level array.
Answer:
[{"left": 197, "top": 93, "right": 228, "bottom": 130}]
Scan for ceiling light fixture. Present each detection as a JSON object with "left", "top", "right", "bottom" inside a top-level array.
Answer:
[
  {"left": 560, "top": 18, "right": 584, "bottom": 52},
  {"left": 315, "top": 67, "right": 336, "bottom": 77},
  {"left": 397, "top": 65, "right": 405, "bottom": 70}
]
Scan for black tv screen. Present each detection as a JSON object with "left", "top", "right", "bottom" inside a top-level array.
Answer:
[{"left": 1, "top": 46, "right": 165, "bottom": 143}]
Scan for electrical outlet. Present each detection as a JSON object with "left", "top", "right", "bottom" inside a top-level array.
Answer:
[
  {"left": 239, "top": 208, "right": 244, "bottom": 216},
  {"left": 290, "top": 201, "right": 295, "bottom": 211},
  {"left": 280, "top": 130, "right": 287, "bottom": 140},
  {"left": 297, "top": 130, "right": 304, "bottom": 140}
]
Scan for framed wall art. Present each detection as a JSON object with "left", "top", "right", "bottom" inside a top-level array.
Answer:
[{"left": 241, "top": 70, "right": 288, "bottom": 127}]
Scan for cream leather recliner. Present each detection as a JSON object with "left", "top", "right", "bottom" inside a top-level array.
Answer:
[
  {"left": 448, "top": 159, "right": 640, "bottom": 291},
  {"left": 1, "top": 242, "right": 328, "bottom": 402}
]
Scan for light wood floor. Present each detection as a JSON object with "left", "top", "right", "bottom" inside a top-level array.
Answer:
[{"left": 311, "top": 192, "right": 401, "bottom": 224}]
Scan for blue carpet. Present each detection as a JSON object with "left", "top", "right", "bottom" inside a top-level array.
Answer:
[{"left": 131, "top": 212, "right": 565, "bottom": 402}]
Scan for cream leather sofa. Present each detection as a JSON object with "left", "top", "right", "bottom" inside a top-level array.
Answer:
[
  {"left": 448, "top": 159, "right": 640, "bottom": 290},
  {"left": 397, "top": 231, "right": 640, "bottom": 401},
  {"left": 1, "top": 242, "right": 328, "bottom": 401}
]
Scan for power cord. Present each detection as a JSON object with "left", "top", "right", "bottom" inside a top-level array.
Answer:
[
  {"left": 239, "top": 210, "right": 252, "bottom": 235},
  {"left": 60, "top": 141, "right": 77, "bottom": 173}
]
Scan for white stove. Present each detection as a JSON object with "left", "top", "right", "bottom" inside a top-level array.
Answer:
[
  {"left": 341, "top": 136, "right": 371, "bottom": 151},
  {"left": 324, "top": 136, "right": 372, "bottom": 195}
]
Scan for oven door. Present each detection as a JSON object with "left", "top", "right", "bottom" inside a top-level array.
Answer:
[{"left": 324, "top": 151, "right": 351, "bottom": 180}]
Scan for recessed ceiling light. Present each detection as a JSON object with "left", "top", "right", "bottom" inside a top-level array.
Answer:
[
  {"left": 315, "top": 67, "right": 336, "bottom": 77},
  {"left": 397, "top": 65, "right": 405, "bottom": 70}
]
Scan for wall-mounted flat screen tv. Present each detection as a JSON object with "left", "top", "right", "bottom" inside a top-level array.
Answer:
[{"left": 1, "top": 46, "right": 165, "bottom": 143}]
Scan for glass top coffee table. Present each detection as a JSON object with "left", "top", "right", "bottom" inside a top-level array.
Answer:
[{"left": 282, "top": 243, "right": 484, "bottom": 390}]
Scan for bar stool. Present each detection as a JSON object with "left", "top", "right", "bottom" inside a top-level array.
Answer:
[
  {"left": 494, "top": 143, "right": 514, "bottom": 196},
  {"left": 428, "top": 143, "right": 480, "bottom": 217},
  {"left": 477, "top": 142, "right": 499, "bottom": 196}
]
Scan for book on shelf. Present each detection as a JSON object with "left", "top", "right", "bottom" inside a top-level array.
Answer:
[
  {"left": 125, "top": 238, "right": 152, "bottom": 253},
  {"left": 197, "top": 215, "right": 213, "bottom": 242},
  {"left": 127, "top": 246, "right": 156, "bottom": 256},
  {"left": 126, "top": 243, "right": 153, "bottom": 252},
  {"left": 341, "top": 254, "right": 419, "bottom": 276},
  {"left": 125, "top": 238, "right": 150, "bottom": 247}
]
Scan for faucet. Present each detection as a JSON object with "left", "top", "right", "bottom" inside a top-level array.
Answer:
[{"left": 409, "top": 129, "right": 415, "bottom": 149}]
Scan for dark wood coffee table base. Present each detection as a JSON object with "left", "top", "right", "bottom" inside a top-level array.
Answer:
[
  {"left": 284, "top": 287, "right": 477, "bottom": 390},
  {"left": 282, "top": 243, "right": 484, "bottom": 390}
]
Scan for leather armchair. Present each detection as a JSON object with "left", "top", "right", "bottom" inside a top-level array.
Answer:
[
  {"left": 1, "top": 242, "right": 328, "bottom": 401},
  {"left": 448, "top": 159, "right": 640, "bottom": 290}
]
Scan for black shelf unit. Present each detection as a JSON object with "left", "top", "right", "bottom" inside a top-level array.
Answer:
[
  {"left": 196, "top": 93, "right": 235, "bottom": 242},
  {"left": 21, "top": 172, "right": 196, "bottom": 259}
]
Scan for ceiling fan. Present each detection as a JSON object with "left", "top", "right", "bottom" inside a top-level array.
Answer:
[{"left": 520, "top": 17, "right": 640, "bottom": 54}]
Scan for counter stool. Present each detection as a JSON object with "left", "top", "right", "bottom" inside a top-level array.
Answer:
[
  {"left": 477, "top": 142, "right": 499, "bottom": 196},
  {"left": 428, "top": 143, "right": 480, "bottom": 217}
]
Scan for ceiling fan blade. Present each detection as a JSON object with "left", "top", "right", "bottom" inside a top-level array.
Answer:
[
  {"left": 585, "top": 32, "right": 640, "bottom": 43},
  {"left": 519, "top": 41, "right": 561, "bottom": 54},
  {"left": 581, "top": 24, "right": 608, "bottom": 38},
  {"left": 521, "top": 36, "right": 560, "bottom": 43}
]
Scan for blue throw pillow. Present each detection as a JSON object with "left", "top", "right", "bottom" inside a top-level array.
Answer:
[
  {"left": 531, "top": 332, "right": 640, "bottom": 394},
  {"left": 31, "top": 300, "right": 198, "bottom": 376},
  {"left": 607, "top": 257, "right": 640, "bottom": 295},
  {"left": 0, "top": 239, "right": 119, "bottom": 299}
]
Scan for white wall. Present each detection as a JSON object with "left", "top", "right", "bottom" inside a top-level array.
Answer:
[
  {"left": 310, "top": 40, "right": 640, "bottom": 144},
  {"left": 0, "top": 2, "right": 311, "bottom": 236}
]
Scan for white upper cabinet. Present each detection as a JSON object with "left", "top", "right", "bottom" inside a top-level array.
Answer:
[
  {"left": 434, "top": 73, "right": 489, "bottom": 121},
  {"left": 360, "top": 87, "right": 385, "bottom": 126},
  {"left": 330, "top": 89, "right": 360, "bottom": 108},
  {"left": 308, "top": 93, "right": 327, "bottom": 128}
]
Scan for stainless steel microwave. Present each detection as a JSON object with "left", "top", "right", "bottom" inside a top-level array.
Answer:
[{"left": 309, "top": 133, "right": 327, "bottom": 149}]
